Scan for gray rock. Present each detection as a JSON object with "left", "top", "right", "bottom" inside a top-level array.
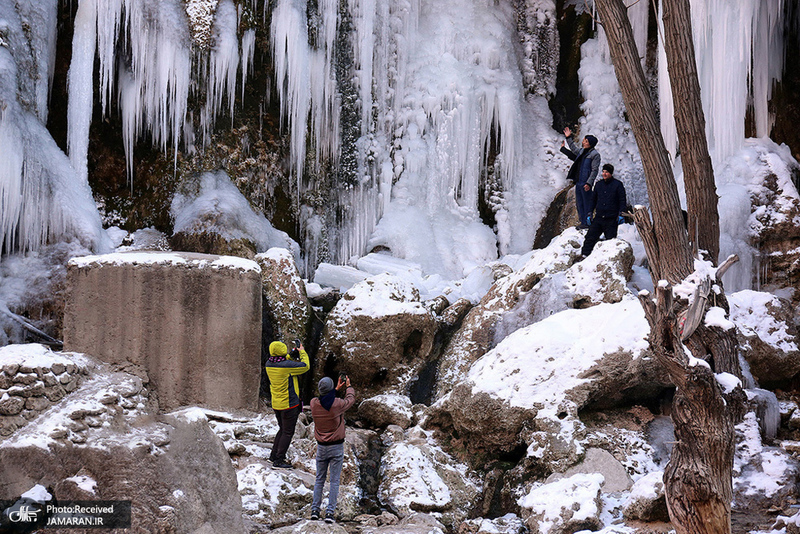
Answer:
[
  {"left": 358, "top": 394, "right": 414, "bottom": 429},
  {"left": 0, "top": 396, "right": 25, "bottom": 416},
  {"left": 623, "top": 471, "right": 669, "bottom": 522},
  {"left": 0, "top": 412, "right": 246, "bottom": 534},
  {"left": 546, "top": 448, "right": 632, "bottom": 492}
]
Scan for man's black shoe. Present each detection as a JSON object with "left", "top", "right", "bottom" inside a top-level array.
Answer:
[
  {"left": 273, "top": 460, "right": 292, "bottom": 469},
  {"left": 325, "top": 512, "right": 335, "bottom": 524},
  {"left": 310, "top": 510, "right": 320, "bottom": 521}
]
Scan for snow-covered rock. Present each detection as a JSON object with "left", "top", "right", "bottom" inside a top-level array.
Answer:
[
  {"left": 733, "top": 412, "right": 800, "bottom": 510},
  {"left": 729, "top": 290, "right": 800, "bottom": 388},
  {"left": 170, "top": 170, "right": 300, "bottom": 260},
  {"left": 378, "top": 428, "right": 479, "bottom": 528},
  {"left": 0, "top": 357, "right": 244, "bottom": 533},
  {"left": 458, "top": 513, "right": 526, "bottom": 534},
  {"left": 518, "top": 473, "right": 604, "bottom": 534},
  {"left": 256, "top": 247, "right": 312, "bottom": 344},
  {"left": 435, "top": 232, "right": 634, "bottom": 401},
  {"left": 429, "top": 297, "right": 662, "bottom": 472},
  {"left": 316, "top": 274, "right": 437, "bottom": 399},
  {"left": 358, "top": 394, "right": 415, "bottom": 429},
  {"left": 623, "top": 471, "right": 668, "bottom": 522}
]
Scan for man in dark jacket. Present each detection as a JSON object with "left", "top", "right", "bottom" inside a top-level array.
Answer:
[
  {"left": 561, "top": 126, "right": 601, "bottom": 229},
  {"left": 309, "top": 375, "right": 356, "bottom": 523},
  {"left": 581, "top": 163, "right": 627, "bottom": 257}
]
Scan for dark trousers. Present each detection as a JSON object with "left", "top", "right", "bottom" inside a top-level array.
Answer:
[
  {"left": 575, "top": 184, "right": 593, "bottom": 225},
  {"left": 271, "top": 404, "right": 301, "bottom": 462},
  {"left": 582, "top": 215, "right": 619, "bottom": 256}
]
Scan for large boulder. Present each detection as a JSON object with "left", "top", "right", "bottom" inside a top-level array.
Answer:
[
  {"left": 316, "top": 274, "right": 437, "bottom": 399},
  {"left": 63, "top": 252, "right": 262, "bottom": 412},
  {"left": 357, "top": 394, "right": 415, "bottom": 429},
  {"left": 728, "top": 290, "right": 800, "bottom": 388},
  {"left": 0, "top": 359, "right": 245, "bottom": 534},
  {"left": 256, "top": 248, "right": 312, "bottom": 344},
  {"left": 518, "top": 473, "right": 604, "bottom": 534},
  {"left": 435, "top": 233, "right": 634, "bottom": 400},
  {"left": 428, "top": 298, "right": 664, "bottom": 472},
  {"left": 378, "top": 427, "right": 479, "bottom": 529}
]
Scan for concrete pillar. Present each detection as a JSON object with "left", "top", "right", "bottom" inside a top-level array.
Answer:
[{"left": 63, "top": 252, "right": 262, "bottom": 412}]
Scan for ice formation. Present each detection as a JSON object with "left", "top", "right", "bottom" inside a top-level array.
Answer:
[
  {"left": 0, "top": 0, "right": 108, "bottom": 254},
  {"left": 658, "top": 0, "right": 787, "bottom": 165},
  {"left": 0, "top": 0, "right": 797, "bottom": 289}
]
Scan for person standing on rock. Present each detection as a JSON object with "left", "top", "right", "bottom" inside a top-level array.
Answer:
[
  {"left": 265, "top": 340, "right": 309, "bottom": 468},
  {"left": 309, "top": 374, "right": 356, "bottom": 523},
  {"left": 560, "top": 126, "right": 601, "bottom": 229},
  {"left": 581, "top": 163, "right": 627, "bottom": 258}
]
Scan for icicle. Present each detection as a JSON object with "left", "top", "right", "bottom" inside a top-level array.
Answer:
[
  {"left": 203, "top": 0, "right": 240, "bottom": 130},
  {"left": 241, "top": 29, "right": 256, "bottom": 101},
  {"left": 660, "top": 0, "right": 786, "bottom": 164},
  {"left": 66, "top": 0, "right": 98, "bottom": 185}
]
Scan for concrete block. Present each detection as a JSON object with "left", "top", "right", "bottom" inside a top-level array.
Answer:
[{"left": 63, "top": 252, "right": 262, "bottom": 412}]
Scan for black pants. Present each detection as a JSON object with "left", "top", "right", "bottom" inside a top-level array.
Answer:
[
  {"left": 271, "top": 404, "right": 301, "bottom": 462},
  {"left": 582, "top": 215, "right": 619, "bottom": 256}
]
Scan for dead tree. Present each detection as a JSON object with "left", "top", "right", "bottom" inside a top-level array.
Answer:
[
  {"left": 636, "top": 253, "right": 745, "bottom": 534},
  {"left": 594, "top": 1, "right": 746, "bottom": 532}
]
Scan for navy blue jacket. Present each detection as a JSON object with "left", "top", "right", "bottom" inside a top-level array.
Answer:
[{"left": 589, "top": 177, "right": 627, "bottom": 218}]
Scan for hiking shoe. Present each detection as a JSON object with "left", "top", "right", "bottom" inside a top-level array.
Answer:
[
  {"left": 324, "top": 512, "right": 335, "bottom": 524},
  {"left": 273, "top": 460, "right": 292, "bottom": 469},
  {"left": 310, "top": 510, "right": 320, "bottom": 521}
]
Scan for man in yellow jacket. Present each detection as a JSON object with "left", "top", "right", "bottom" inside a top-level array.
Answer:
[{"left": 266, "top": 340, "right": 309, "bottom": 468}]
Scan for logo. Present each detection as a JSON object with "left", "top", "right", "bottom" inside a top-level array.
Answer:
[{"left": 8, "top": 505, "right": 39, "bottom": 523}]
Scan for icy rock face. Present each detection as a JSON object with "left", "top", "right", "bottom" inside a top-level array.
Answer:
[
  {"left": 256, "top": 248, "right": 312, "bottom": 344},
  {"left": 357, "top": 394, "right": 414, "bottom": 430},
  {"left": 316, "top": 274, "right": 437, "bottom": 399},
  {"left": 733, "top": 412, "right": 800, "bottom": 511},
  {"left": 517, "top": 473, "right": 603, "bottom": 534},
  {"left": 623, "top": 471, "right": 668, "bottom": 522},
  {"left": 0, "top": 12, "right": 109, "bottom": 255},
  {"left": 0, "top": 356, "right": 245, "bottom": 533},
  {"left": 729, "top": 290, "right": 800, "bottom": 388},
  {"left": 378, "top": 428, "right": 479, "bottom": 528},
  {"left": 170, "top": 171, "right": 300, "bottom": 261},
  {"left": 435, "top": 231, "right": 584, "bottom": 400}
]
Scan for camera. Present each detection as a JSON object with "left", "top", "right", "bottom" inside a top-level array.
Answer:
[
  {"left": 293, "top": 339, "right": 301, "bottom": 348},
  {"left": 338, "top": 372, "right": 348, "bottom": 384}
]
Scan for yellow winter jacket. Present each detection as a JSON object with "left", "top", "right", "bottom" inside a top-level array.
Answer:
[{"left": 265, "top": 341, "right": 309, "bottom": 410}]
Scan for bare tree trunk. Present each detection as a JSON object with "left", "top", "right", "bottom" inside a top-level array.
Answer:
[
  {"left": 638, "top": 275, "right": 745, "bottom": 534},
  {"left": 662, "top": 0, "right": 720, "bottom": 263},
  {"left": 594, "top": 0, "right": 693, "bottom": 285}
]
